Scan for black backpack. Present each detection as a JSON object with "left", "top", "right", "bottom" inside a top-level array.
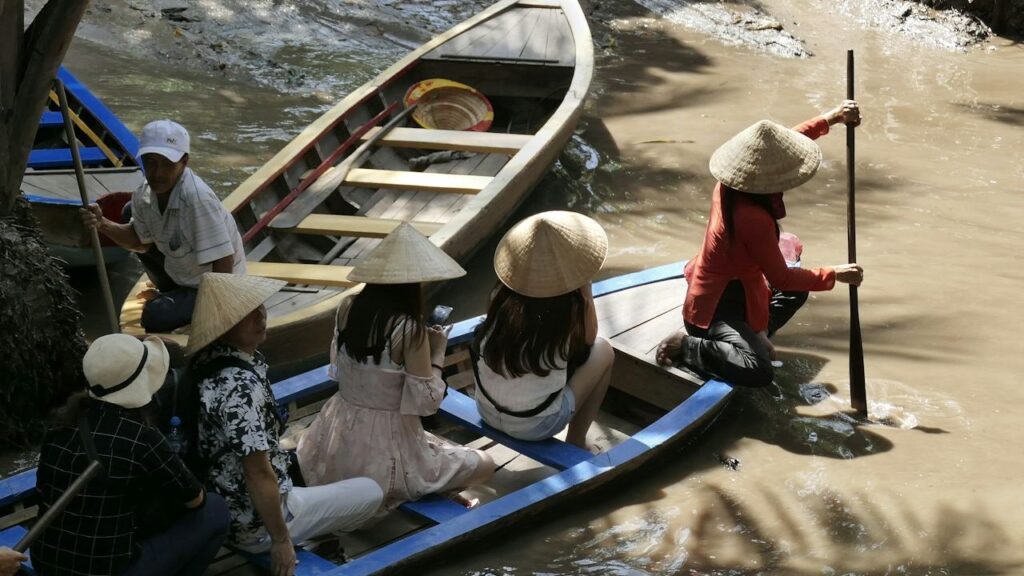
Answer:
[{"left": 149, "top": 356, "right": 259, "bottom": 477}]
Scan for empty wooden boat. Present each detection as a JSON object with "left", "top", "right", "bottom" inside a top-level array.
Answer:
[
  {"left": 1, "top": 261, "right": 734, "bottom": 575},
  {"left": 24, "top": 67, "right": 143, "bottom": 267},
  {"left": 119, "top": 0, "right": 595, "bottom": 375}
]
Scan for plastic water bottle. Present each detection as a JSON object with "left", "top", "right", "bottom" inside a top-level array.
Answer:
[{"left": 167, "top": 416, "right": 187, "bottom": 455}]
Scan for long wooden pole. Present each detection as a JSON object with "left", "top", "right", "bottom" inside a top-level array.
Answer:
[
  {"left": 55, "top": 78, "right": 120, "bottom": 334},
  {"left": 846, "top": 50, "right": 867, "bottom": 415},
  {"left": 13, "top": 461, "right": 104, "bottom": 552}
]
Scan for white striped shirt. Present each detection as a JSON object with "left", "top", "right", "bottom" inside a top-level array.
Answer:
[{"left": 131, "top": 168, "right": 245, "bottom": 287}]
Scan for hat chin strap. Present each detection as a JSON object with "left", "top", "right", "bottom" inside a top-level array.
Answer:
[{"left": 90, "top": 346, "right": 148, "bottom": 398}]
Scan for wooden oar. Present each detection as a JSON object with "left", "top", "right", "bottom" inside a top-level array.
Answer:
[
  {"left": 267, "top": 102, "right": 420, "bottom": 231},
  {"left": 56, "top": 78, "right": 119, "bottom": 335},
  {"left": 13, "top": 461, "right": 103, "bottom": 552},
  {"left": 846, "top": 50, "right": 867, "bottom": 416}
]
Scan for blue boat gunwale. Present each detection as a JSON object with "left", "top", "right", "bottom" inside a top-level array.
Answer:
[{"left": 0, "top": 260, "right": 733, "bottom": 575}]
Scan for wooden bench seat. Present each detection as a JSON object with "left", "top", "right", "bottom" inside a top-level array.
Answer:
[
  {"left": 277, "top": 214, "right": 444, "bottom": 238},
  {"left": 247, "top": 262, "right": 357, "bottom": 288},
  {"left": 38, "top": 111, "right": 64, "bottom": 129},
  {"left": 398, "top": 494, "right": 469, "bottom": 524},
  {"left": 27, "top": 147, "right": 107, "bottom": 169},
  {"left": 361, "top": 127, "right": 530, "bottom": 155},
  {"left": 343, "top": 168, "right": 491, "bottom": 194},
  {"left": 439, "top": 389, "right": 593, "bottom": 471}
]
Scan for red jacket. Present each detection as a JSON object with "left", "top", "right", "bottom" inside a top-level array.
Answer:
[{"left": 683, "top": 117, "right": 836, "bottom": 332}]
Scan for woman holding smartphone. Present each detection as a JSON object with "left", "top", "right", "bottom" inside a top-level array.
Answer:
[
  {"left": 297, "top": 224, "right": 493, "bottom": 510},
  {"left": 472, "top": 211, "right": 614, "bottom": 450}
]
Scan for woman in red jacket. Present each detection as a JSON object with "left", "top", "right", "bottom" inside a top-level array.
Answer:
[{"left": 656, "top": 101, "right": 864, "bottom": 388}]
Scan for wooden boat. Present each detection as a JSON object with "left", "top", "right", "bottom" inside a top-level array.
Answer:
[
  {"left": 0, "top": 261, "right": 734, "bottom": 576},
  {"left": 23, "top": 66, "right": 143, "bottom": 267},
  {"left": 119, "top": 0, "right": 595, "bottom": 376}
]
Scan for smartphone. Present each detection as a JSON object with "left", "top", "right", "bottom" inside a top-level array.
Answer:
[{"left": 427, "top": 304, "right": 454, "bottom": 326}]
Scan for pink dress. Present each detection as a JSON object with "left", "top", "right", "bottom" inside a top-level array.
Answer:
[{"left": 296, "top": 337, "right": 479, "bottom": 510}]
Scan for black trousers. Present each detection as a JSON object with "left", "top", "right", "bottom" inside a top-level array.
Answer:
[{"left": 679, "top": 281, "right": 807, "bottom": 388}]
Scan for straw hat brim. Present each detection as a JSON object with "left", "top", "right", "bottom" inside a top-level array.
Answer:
[
  {"left": 404, "top": 78, "right": 494, "bottom": 132},
  {"left": 348, "top": 222, "right": 466, "bottom": 285},
  {"left": 494, "top": 211, "right": 608, "bottom": 298},
  {"left": 185, "top": 273, "right": 286, "bottom": 355},
  {"left": 86, "top": 336, "right": 170, "bottom": 410},
  {"left": 709, "top": 120, "right": 822, "bottom": 194}
]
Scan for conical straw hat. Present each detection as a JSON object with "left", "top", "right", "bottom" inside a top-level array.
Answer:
[
  {"left": 494, "top": 211, "right": 608, "bottom": 298},
  {"left": 709, "top": 120, "right": 822, "bottom": 194},
  {"left": 348, "top": 222, "right": 466, "bottom": 284},
  {"left": 185, "top": 273, "right": 286, "bottom": 355}
]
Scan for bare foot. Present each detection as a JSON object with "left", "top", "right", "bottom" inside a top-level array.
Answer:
[
  {"left": 656, "top": 330, "right": 687, "bottom": 366},
  {"left": 447, "top": 491, "right": 479, "bottom": 509}
]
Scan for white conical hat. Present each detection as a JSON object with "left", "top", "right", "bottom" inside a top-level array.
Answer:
[
  {"left": 185, "top": 273, "right": 286, "bottom": 355},
  {"left": 348, "top": 222, "right": 466, "bottom": 284},
  {"left": 494, "top": 211, "right": 608, "bottom": 298},
  {"left": 709, "top": 120, "right": 822, "bottom": 194}
]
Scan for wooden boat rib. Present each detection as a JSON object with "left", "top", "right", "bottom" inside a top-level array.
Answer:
[
  {"left": 119, "top": 0, "right": 594, "bottom": 376},
  {"left": 1, "top": 261, "right": 735, "bottom": 576},
  {"left": 23, "top": 67, "right": 144, "bottom": 267}
]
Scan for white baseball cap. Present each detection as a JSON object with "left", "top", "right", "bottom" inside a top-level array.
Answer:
[{"left": 137, "top": 119, "right": 190, "bottom": 163}]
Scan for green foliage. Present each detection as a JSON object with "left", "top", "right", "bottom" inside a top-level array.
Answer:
[{"left": 0, "top": 197, "right": 86, "bottom": 447}]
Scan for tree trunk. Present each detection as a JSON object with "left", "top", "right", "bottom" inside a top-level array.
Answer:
[
  {"left": 0, "top": 0, "right": 91, "bottom": 217},
  {"left": 0, "top": 1, "right": 93, "bottom": 446}
]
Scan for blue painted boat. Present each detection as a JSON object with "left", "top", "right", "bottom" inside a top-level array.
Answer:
[
  {"left": 22, "top": 66, "right": 144, "bottom": 267},
  {"left": 0, "top": 261, "right": 733, "bottom": 575}
]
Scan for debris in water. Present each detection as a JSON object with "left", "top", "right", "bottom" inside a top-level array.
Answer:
[{"left": 714, "top": 452, "right": 741, "bottom": 470}]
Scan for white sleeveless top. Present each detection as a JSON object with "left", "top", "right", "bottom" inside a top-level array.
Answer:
[{"left": 474, "top": 338, "right": 568, "bottom": 434}]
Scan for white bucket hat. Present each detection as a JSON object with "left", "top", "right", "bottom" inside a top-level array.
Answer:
[
  {"left": 84, "top": 334, "right": 170, "bottom": 409},
  {"left": 185, "top": 273, "right": 286, "bottom": 355},
  {"left": 138, "top": 119, "right": 190, "bottom": 163},
  {"left": 348, "top": 222, "right": 466, "bottom": 284},
  {"left": 494, "top": 211, "right": 608, "bottom": 298},
  {"left": 709, "top": 120, "right": 822, "bottom": 194}
]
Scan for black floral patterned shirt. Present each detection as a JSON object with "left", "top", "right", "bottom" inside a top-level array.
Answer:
[{"left": 195, "top": 343, "right": 292, "bottom": 543}]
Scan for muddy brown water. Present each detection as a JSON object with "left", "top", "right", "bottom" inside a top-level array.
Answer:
[{"left": 9, "top": 0, "right": 1024, "bottom": 573}]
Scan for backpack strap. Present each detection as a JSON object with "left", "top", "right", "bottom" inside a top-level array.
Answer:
[{"left": 469, "top": 341, "right": 561, "bottom": 419}]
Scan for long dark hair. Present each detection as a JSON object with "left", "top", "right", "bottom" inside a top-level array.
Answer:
[
  {"left": 720, "top": 185, "right": 780, "bottom": 244},
  {"left": 475, "top": 283, "right": 587, "bottom": 379},
  {"left": 342, "top": 283, "right": 425, "bottom": 364}
]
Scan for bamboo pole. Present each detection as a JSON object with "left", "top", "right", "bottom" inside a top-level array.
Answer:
[{"left": 55, "top": 78, "right": 120, "bottom": 334}]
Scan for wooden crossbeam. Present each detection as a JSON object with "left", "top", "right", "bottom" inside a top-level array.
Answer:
[
  {"left": 360, "top": 127, "right": 530, "bottom": 155},
  {"left": 247, "top": 262, "right": 357, "bottom": 288},
  {"left": 280, "top": 214, "right": 444, "bottom": 238},
  {"left": 344, "top": 168, "right": 491, "bottom": 194}
]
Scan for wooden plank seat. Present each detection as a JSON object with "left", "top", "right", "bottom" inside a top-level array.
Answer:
[
  {"left": 343, "top": 168, "right": 492, "bottom": 195},
  {"left": 27, "top": 147, "right": 107, "bottom": 169},
  {"left": 276, "top": 214, "right": 444, "bottom": 238},
  {"left": 38, "top": 111, "right": 64, "bottom": 129},
  {"left": 247, "top": 262, "right": 357, "bottom": 288},
  {"left": 439, "top": 389, "right": 593, "bottom": 471},
  {"left": 360, "top": 127, "right": 530, "bottom": 155},
  {"left": 398, "top": 494, "right": 469, "bottom": 524}
]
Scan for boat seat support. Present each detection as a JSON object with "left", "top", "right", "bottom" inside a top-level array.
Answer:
[
  {"left": 360, "top": 127, "right": 530, "bottom": 155},
  {"left": 343, "top": 169, "right": 491, "bottom": 194},
  {"left": 276, "top": 214, "right": 444, "bottom": 238},
  {"left": 246, "top": 262, "right": 357, "bottom": 288}
]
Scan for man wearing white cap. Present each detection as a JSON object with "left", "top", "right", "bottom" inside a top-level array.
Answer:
[
  {"left": 189, "top": 273, "right": 382, "bottom": 576},
  {"left": 31, "top": 334, "right": 230, "bottom": 576},
  {"left": 81, "top": 120, "right": 246, "bottom": 333}
]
